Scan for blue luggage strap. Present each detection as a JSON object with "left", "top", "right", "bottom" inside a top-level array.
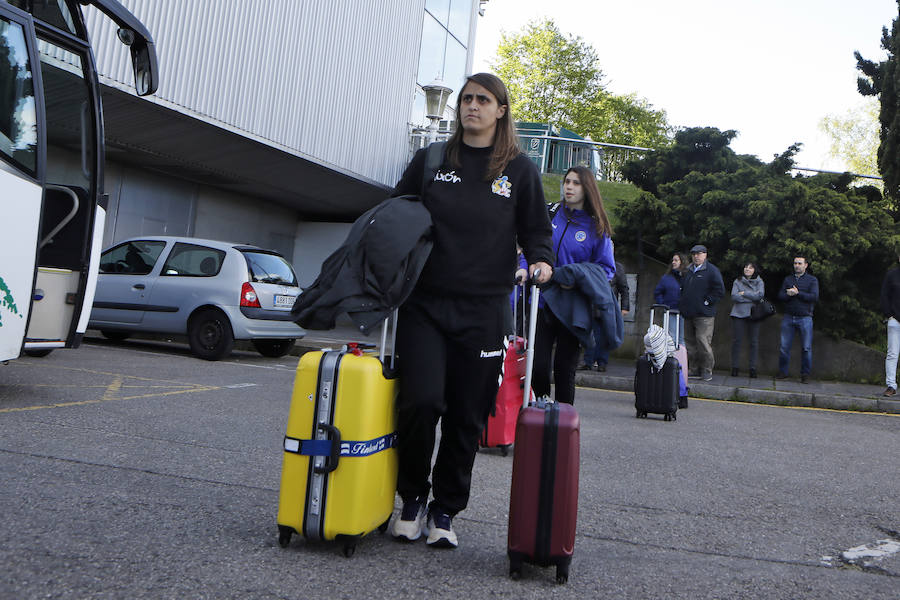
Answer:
[{"left": 283, "top": 432, "right": 397, "bottom": 458}]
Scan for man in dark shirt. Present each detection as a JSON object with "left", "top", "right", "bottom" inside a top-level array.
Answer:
[
  {"left": 879, "top": 256, "right": 900, "bottom": 396},
  {"left": 680, "top": 245, "right": 725, "bottom": 381},
  {"left": 776, "top": 256, "right": 819, "bottom": 383}
]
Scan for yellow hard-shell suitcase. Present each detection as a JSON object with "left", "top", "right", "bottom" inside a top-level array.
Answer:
[{"left": 277, "top": 338, "right": 398, "bottom": 556}]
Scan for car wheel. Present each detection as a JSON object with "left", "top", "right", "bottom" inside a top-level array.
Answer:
[
  {"left": 23, "top": 349, "right": 53, "bottom": 358},
  {"left": 188, "top": 308, "right": 234, "bottom": 361},
  {"left": 100, "top": 330, "right": 131, "bottom": 341},
  {"left": 252, "top": 338, "right": 295, "bottom": 358}
]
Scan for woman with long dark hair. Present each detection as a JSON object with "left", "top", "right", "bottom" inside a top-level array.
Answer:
[
  {"left": 729, "top": 261, "right": 764, "bottom": 377},
  {"left": 529, "top": 165, "right": 615, "bottom": 405},
  {"left": 389, "top": 73, "right": 553, "bottom": 549}
]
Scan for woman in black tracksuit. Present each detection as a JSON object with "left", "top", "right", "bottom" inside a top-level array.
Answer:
[{"left": 389, "top": 73, "right": 553, "bottom": 549}]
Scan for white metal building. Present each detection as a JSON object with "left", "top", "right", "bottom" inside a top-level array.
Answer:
[{"left": 82, "top": 0, "right": 485, "bottom": 285}]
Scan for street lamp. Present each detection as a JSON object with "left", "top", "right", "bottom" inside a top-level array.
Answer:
[{"left": 422, "top": 79, "right": 452, "bottom": 143}]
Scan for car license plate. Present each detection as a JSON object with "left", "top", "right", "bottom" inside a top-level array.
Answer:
[{"left": 274, "top": 295, "right": 295, "bottom": 307}]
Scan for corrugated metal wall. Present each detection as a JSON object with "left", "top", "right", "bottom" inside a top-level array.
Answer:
[{"left": 83, "top": 0, "right": 425, "bottom": 187}]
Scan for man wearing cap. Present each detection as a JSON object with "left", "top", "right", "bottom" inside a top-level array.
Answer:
[
  {"left": 776, "top": 255, "right": 819, "bottom": 383},
  {"left": 680, "top": 245, "right": 725, "bottom": 381}
]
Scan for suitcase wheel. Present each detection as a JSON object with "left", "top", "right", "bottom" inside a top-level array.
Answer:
[
  {"left": 378, "top": 518, "right": 391, "bottom": 534},
  {"left": 635, "top": 410, "right": 647, "bottom": 419},
  {"left": 336, "top": 534, "right": 361, "bottom": 558},
  {"left": 342, "top": 542, "right": 356, "bottom": 558},
  {"left": 556, "top": 564, "right": 569, "bottom": 585},
  {"left": 277, "top": 525, "right": 293, "bottom": 548},
  {"left": 509, "top": 556, "right": 523, "bottom": 580}
]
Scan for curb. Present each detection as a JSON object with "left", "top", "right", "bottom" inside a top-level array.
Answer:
[{"left": 574, "top": 372, "right": 900, "bottom": 415}]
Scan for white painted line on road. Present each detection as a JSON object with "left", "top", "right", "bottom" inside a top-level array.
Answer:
[
  {"left": 842, "top": 539, "right": 900, "bottom": 562},
  {"left": 222, "top": 361, "right": 295, "bottom": 372},
  {"left": 224, "top": 383, "right": 258, "bottom": 389},
  {"left": 822, "top": 538, "right": 900, "bottom": 568}
]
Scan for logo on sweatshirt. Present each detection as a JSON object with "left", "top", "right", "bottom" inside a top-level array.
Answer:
[
  {"left": 434, "top": 169, "right": 461, "bottom": 184},
  {"left": 480, "top": 349, "right": 503, "bottom": 358},
  {"left": 575, "top": 231, "right": 587, "bottom": 242},
  {"left": 491, "top": 175, "right": 512, "bottom": 198}
]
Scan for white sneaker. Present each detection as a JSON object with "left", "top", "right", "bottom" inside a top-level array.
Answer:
[
  {"left": 391, "top": 497, "right": 427, "bottom": 542},
  {"left": 425, "top": 509, "right": 458, "bottom": 549}
]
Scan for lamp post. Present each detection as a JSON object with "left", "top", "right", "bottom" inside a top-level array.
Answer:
[{"left": 422, "top": 79, "right": 452, "bottom": 144}]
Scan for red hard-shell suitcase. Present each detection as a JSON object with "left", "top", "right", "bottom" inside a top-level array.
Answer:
[
  {"left": 507, "top": 277, "right": 580, "bottom": 584},
  {"left": 480, "top": 335, "right": 525, "bottom": 454},
  {"left": 507, "top": 400, "right": 580, "bottom": 583}
]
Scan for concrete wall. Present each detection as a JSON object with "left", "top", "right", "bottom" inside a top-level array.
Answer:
[{"left": 292, "top": 222, "right": 353, "bottom": 288}]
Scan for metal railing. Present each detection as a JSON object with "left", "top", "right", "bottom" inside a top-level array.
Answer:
[{"left": 407, "top": 126, "right": 653, "bottom": 182}]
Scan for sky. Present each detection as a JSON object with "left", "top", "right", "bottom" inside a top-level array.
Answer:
[{"left": 471, "top": 0, "right": 897, "bottom": 174}]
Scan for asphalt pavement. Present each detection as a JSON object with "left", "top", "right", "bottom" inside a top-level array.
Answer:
[{"left": 0, "top": 335, "right": 898, "bottom": 599}]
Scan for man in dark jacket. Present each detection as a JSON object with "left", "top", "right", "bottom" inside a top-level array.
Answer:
[
  {"left": 776, "top": 256, "right": 819, "bottom": 383},
  {"left": 680, "top": 245, "right": 725, "bottom": 381},
  {"left": 579, "top": 261, "right": 629, "bottom": 371},
  {"left": 880, "top": 256, "right": 900, "bottom": 396}
]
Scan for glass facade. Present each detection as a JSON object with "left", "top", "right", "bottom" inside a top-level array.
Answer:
[{"left": 414, "top": 0, "right": 473, "bottom": 126}]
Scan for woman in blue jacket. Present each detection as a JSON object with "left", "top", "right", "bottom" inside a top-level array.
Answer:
[
  {"left": 654, "top": 252, "right": 687, "bottom": 345},
  {"left": 528, "top": 165, "right": 615, "bottom": 405}
]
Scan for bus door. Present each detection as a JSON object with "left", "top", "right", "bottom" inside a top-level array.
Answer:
[
  {"left": 23, "top": 20, "right": 102, "bottom": 352},
  {"left": 0, "top": 5, "right": 44, "bottom": 362}
]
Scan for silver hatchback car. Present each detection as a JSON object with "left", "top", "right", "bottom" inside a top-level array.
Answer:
[{"left": 89, "top": 236, "right": 305, "bottom": 360}]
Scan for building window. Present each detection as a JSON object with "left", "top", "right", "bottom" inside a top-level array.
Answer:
[{"left": 417, "top": 0, "right": 472, "bottom": 107}]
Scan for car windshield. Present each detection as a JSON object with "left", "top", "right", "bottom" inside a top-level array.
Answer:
[{"left": 243, "top": 251, "right": 297, "bottom": 286}]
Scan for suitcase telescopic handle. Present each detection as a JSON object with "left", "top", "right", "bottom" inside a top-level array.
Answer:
[
  {"left": 522, "top": 270, "right": 542, "bottom": 408},
  {"left": 313, "top": 423, "right": 342, "bottom": 474}
]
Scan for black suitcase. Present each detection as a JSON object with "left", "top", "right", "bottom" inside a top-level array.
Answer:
[{"left": 634, "top": 305, "right": 680, "bottom": 421}]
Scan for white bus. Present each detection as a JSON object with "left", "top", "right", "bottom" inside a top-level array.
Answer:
[{"left": 1, "top": 0, "right": 157, "bottom": 361}]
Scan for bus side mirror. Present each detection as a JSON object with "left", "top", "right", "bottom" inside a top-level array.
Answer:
[{"left": 117, "top": 28, "right": 157, "bottom": 96}]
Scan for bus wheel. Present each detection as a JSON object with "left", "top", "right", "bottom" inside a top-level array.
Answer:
[
  {"left": 24, "top": 349, "right": 53, "bottom": 358},
  {"left": 188, "top": 309, "right": 234, "bottom": 361}
]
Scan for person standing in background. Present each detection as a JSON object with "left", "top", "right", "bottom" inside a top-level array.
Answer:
[
  {"left": 680, "top": 245, "right": 725, "bottom": 381},
  {"left": 776, "top": 256, "right": 819, "bottom": 383},
  {"left": 729, "top": 262, "right": 764, "bottom": 378},
  {"left": 879, "top": 255, "right": 900, "bottom": 396}
]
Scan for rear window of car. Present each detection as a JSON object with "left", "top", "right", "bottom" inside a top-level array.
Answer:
[
  {"left": 99, "top": 240, "right": 167, "bottom": 275},
  {"left": 242, "top": 251, "right": 298, "bottom": 286},
  {"left": 161, "top": 243, "right": 226, "bottom": 277}
]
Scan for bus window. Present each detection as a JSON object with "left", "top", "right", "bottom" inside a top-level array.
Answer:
[
  {"left": 0, "top": 17, "right": 38, "bottom": 176},
  {"left": 8, "top": 0, "right": 77, "bottom": 35}
]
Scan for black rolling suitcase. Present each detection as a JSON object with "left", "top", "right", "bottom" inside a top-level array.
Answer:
[{"left": 634, "top": 304, "right": 680, "bottom": 421}]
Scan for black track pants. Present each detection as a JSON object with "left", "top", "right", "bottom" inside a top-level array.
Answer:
[
  {"left": 395, "top": 290, "right": 507, "bottom": 516},
  {"left": 532, "top": 307, "right": 580, "bottom": 405}
]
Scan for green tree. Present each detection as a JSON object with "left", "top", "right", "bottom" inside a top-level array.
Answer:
[
  {"left": 492, "top": 18, "right": 603, "bottom": 129},
  {"left": 491, "top": 19, "right": 672, "bottom": 149},
  {"left": 819, "top": 99, "right": 880, "bottom": 179},
  {"left": 856, "top": 1, "right": 900, "bottom": 201},
  {"left": 618, "top": 127, "right": 897, "bottom": 345}
]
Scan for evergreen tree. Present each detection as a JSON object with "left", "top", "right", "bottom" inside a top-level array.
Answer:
[
  {"left": 856, "top": 1, "right": 900, "bottom": 203},
  {"left": 617, "top": 127, "right": 897, "bottom": 345}
]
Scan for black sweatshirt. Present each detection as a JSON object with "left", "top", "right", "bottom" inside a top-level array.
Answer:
[{"left": 392, "top": 142, "right": 553, "bottom": 297}]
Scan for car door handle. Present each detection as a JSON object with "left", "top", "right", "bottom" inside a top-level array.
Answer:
[{"left": 133, "top": 284, "right": 145, "bottom": 290}]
